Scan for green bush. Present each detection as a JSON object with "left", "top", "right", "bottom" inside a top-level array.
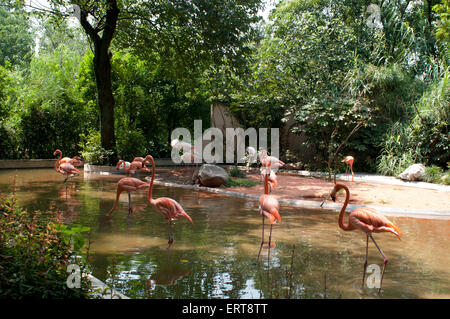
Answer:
[
  {"left": 116, "top": 128, "right": 147, "bottom": 161},
  {"left": 222, "top": 178, "right": 258, "bottom": 188},
  {"left": 376, "top": 122, "right": 420, "bottom": 176},
  {"left": 229, "top": 166, "right": 247, "bottom": 178},
  {"left": 79, "top": 130, "right": 113, "bottom": 165},
  {"left": 0, "top": 194, "right": 91, "bottom": 298}
]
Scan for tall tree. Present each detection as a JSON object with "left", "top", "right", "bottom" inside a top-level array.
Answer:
[
  {"left": 0, "top": 5, "right": 33, "bottom": 66},
  {"left": 28, "top": 0, "right": 263, "bottom": 160}
]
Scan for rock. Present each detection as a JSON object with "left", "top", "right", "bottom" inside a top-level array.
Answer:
[
  {"left": 198, "top": 164, "right": 228, "bottom": 187},
  {"left": 398, "top": 164, "right": 426, "bottom": 181}
]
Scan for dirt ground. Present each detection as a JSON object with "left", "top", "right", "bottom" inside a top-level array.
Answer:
[{"left": 154, "top": 167, "right": 450, "bottom": 212}]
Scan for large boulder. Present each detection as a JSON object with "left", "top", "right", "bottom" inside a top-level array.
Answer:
[
  {"left": 198, "top": 164, "right": 228, "bottom": 187},
  {"left": 398, "top": 164, "right": 426, "bottom": 181}
]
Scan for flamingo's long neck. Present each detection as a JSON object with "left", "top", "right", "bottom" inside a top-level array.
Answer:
[
  {"left": 336, "top": 184, "right": 352, "bottom": 231},
  {"left": 264, "top": 169, "right": 269, "bottom": 195},
  {"left": 54, "top": 150, "right": 62, "bottom": 171},
  {"left": 148, "top": 156, "right": 155, "bottom": 204}
]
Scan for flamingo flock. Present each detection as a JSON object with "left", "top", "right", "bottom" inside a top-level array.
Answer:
[
  {"left": 109, "top": 153, "right": 193, "bottom": 246},
  {"left": 52, "top": 144, "right": 403, "bottom": 293}
]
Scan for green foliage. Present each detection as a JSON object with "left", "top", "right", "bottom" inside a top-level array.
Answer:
[
  {"left": 111, "top": 50, "right": 211, "bottom": 158},
  {"left": 116, "top": 128, "right": 147, "bottom": 162},
  {"left": 434, "top": 0, "right": 450, "bottom": 43},
  {"left": 377, "top": 122, "right": 420, "bottom": 176},
  {"left": 79, "top": 130, "right": 113, "bottom": 165},
  {"left": 55, "top": 224, "right": 91, "bottom": 253},
  {"left": 376, "top": 71, "right": 449, "bottom": 175},
  {"left": 423, "top": 165, "right": 444, "bottom": 183},
  {"left": 229, "top": 166, "right": 247, "bottom": 178},
  {"left": 7, "top": 37, "right": 95, "bottom": 158},
  {"left": 0, "top": 6, "right": 33, "bottom": 66},
  {"left": 0, "top": 194, "right": 90, "bottom": 298},
  {"left": 222, "top": 178, "right": 258, "bottom": 188}
]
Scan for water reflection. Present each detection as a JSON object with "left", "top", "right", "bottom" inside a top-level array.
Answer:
[{"left": 0, "top": 168, "right": 449, "bottom": 299}]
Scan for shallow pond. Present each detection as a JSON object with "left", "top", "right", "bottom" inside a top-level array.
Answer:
[{"left": 0, "top": 168, "right": 449, "bottom": 299}]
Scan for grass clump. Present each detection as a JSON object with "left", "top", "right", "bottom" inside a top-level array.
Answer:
[
  {"left": 423, "top": 165, "right": 450, "bottom": 185},
  {"left": 222, "top": 178, "right": 259, "bottom": 188},
  {"left": 229, "top": 166, "right": 247, "bottom": 178}
]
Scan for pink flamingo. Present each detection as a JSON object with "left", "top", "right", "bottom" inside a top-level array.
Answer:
[
  {"left": 53, "top": 150, "right": 81, "bottom": 194},
  {"left": 324, "top": 183, "right": 403, "bottom": 293},
  {"left": 257, "top": 162, "right": 281, "bottom": 261},
  {"left": 342, "top": 156, "right": 354, "bottom": 182},
  {"left": 116, "top": 160, "right": 131, "bottom": 171},
  {"left": 259, "top": 149, "right": 285, "bottom": 171},
  {"left": 133, "top": 156, "right": 152, "bottom": 170},
  {"left": 53, "top": 149, "right": 83, "bottom": 170},
  {"left": 53, "top": 150, "right": 80, "bottom": 197},
  {"left": 116, "top": 159, "right": 149, "bottom": 176},
  {"left": 260, "top": 165, "right": 278, "bottom": 193},
  {"left": 56, "top": 162, "right": 81, "bottom": 183},
  {"left": 108, "top": 177, "right": 150, "bottom": 216},
  {"left": 146, "top": 154, "right": 193, "bottom": 245},
  {"left": 133, "top": 156, "right": 146, "bottom": 163}
]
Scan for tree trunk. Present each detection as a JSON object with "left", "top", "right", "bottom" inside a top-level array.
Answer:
[
  {"left": 94, "top": 49, "right": 116, "bottom": 152},
  {"left": 77, "top": 0, "right": 119, "bottom": 161}
]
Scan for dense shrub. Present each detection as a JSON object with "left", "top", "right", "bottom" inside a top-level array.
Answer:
[
  {"left": 0, "top": 194, "right": 91, "bottom": 298},
  {"left": 116, "top": 128, "right": 148, "bottom": 161},
  {"left": 79, "top": 130, "right": 113, "bottom": 165}
]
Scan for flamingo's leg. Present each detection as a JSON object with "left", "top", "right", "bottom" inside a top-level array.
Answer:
[
  {"left": 128, "top": 192, "right": 133, "bottom": 215},
  {"left": 268, "top": 224, "right": 273, "bottom": 265},
  {"left": 167, "top": 219, "right": 174, "bottom": 246},
  {"left": 362, "top": 233, "right": 369, "bottom": 288},
  {"left": 257, "top": 214, "right": 265, "bottom": 261},
  {"left": 369, "top": 234, "right": 388, "bottom": 294}
]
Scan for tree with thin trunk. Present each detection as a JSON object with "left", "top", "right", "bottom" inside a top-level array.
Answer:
[{"left": 26, "top": 0, "right": 263, "bottom": 161}]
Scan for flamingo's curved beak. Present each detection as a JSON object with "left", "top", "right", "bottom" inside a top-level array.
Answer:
[{"left": 183, "top": 212, "right": 194, "bottom": 224}]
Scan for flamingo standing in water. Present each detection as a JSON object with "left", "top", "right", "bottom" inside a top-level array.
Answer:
[
  {"left": 53, "top": 150, "right": 81, "bottom": 194},
  {"left": 54, "top": 149, "right": 83, "bottom": 169},
  {"left": 342, "top": 156, "right": 354, "bottom": 182},
  {"left": 146, "top": 154, "right": 193, "bottom": 245},
  {"left": 60, "top": 155, "right": 83, "bottom": 167},
  {"left": 108, "top": 177, "right": 150, "bottom": 216},
  {"left": 257, "top": 162, "right": 281, "bottom": 262},
  {"left": 322, "top": 183, "right": 403, "bottom": 293}
]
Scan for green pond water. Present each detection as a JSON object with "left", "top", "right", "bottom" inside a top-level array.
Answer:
[{"left": 0, "top": 168, "right": 449, "bottom": 299}]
